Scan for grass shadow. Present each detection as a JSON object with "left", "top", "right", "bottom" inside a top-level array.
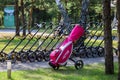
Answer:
[{"left": 16, "top": 63, "right": 118, "bottom": 80}]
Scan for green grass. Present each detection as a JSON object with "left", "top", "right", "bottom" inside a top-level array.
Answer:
[
  {"left": 0, "top": 63, "right": 118, "bottom": 80},
  {"left": 0, "top": 37, "right": 117, "bottom": 53},
  {"left": 84, "top": 39, "right": 117, "bottom": 48},
  {"left": 0, "top": 37, "right": 64, "bottom": 53},
  {"left": 88, "top": 29, "right": 118, "bottom": 37}
]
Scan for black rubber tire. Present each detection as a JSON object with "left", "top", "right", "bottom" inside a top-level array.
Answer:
[
  {"left": 36, "top": 52, "right": 44, "bottom": 62},
  {"left": 7, "top": 53, "right": 16, "bottom": 63},
  {"left": 91, "top": 47, "right": 99, "bottom": 57},
  {"left": 11, "top": 54, "right": 17, "bottom": 63},
  {"left": 0, "top": 52, "right": 7, "bottom": 62},
  {"left": 98, "top": 47, "right": 105, "bottom": 57},
  {"left": 75, "top": 60, "right": 84, "bottom": 70},
  {"left": 0, "top": 55, "right": 3, "bottom": 62},
  {"left": 49, "top": 62, "right": 59, "bottom": 70},
  {"left": 20, "top": 53, "right": 28, "bottom": 63},
  {"left": 86, "top": 48, "right": 93, "bottom": 58},
  {"left": 28, "top": 53, "right": 36, "bottom": 62},
  {"left": 16, "top": 52, "right": 21, "bottom": 61},
  {"left": 79, "top": 49, "right": 87, "bottom": 58},
  {"left": 44, "top": 51, "right": 51, "bottom": 61}
]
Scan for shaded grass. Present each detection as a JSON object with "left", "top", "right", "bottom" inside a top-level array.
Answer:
[{"left": 0, "top": 62, "right": 118, "bottom": 80}]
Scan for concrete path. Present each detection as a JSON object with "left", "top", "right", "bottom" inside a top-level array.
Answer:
[{"left": 0, "top": 56, "right": 118, "bottom": 72}]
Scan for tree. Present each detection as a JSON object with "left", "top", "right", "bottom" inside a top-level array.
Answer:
[
  {"left": 116, "top": 0, "right": 120, "bottom": 79},
  {"left": 103, "top": 0, "right": 114, "bottom": 74},
  {"left": 15, "top": 0, "right": 20, "bottom": 36},
  {"left": 21, "top": 0, "right": 26, "bottom": 36}
]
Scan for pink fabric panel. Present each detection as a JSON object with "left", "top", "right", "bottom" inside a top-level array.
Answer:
[{"left": 68, "top": 24, "right": 84, "bottom": 42}]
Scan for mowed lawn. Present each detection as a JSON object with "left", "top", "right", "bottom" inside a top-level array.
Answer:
[{"left": 0, "top": 62, "right": 118, "bottom": 80}]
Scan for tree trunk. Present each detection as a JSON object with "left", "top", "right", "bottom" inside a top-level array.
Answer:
[
  {"left": 28, "top": 8, "right": 32, "bottom": 33},
  {"left": 28, "top": 0, "right": 35, "bottom": 34},
  {"left": 21, "top": 0, "right": 26, "bottom": 36},
  {"left": 116, "top": 0, "right": 120, "bottom": 79},
  {"left": 103, "top": 0, "right": 114, "bottom": 74},
  {"left": 15, "top": 0, "right": 20, "bottom": 36}
]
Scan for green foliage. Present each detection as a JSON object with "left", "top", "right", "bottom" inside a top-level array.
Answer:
[{"left": 0, "top": 0, "right": 103, "bottom": 24}]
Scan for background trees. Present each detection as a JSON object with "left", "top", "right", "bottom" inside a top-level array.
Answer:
[{"left": 0, "top": 0, "right": 103, "bottom": 25}]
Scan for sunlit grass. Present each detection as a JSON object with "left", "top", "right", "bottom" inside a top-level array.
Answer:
[
  {"left": 0, "top": 37, "right": 64, "bottom": 53},
  {"left": 0, "top": 62, "right": 118, "bottom": 80},
  {"left": 88, "top": 28, "right": 118, "bottom": 37},
  {"left": 0, "top": 37, "right": 118, "bottom": 53}
]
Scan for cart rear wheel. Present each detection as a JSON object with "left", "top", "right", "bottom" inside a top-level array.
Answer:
[
  {"left": 98, "top": 47, "right": 105, "bottom": 57},
  {"left": 11, "top": 54, "right": 17, "bottom": 63},
  {"left": 86, "top": 48, "right": 93, "bottom": 58},
  {"left": 79, "top": 49, "right": 87, "bottom": 58},
  {"left": 35, "top": 51, "right": 44, "bottom": 62},
  {"left": 20, "top": 53, "right": 28, "bottom": 63},
  {"left": 75, "top": 60, "right": 84, "bottom": 70},
  {"left": 44, "top": 51, "right": 51, "bottom": 61},
  {"left": 92, "top": 47, "right": 99, "bottom": 57},
  {"left": 28, "top": 53, "right": 36, "bottom": 62},
  {"left": 0, "top": 53, "right": 7, "bottom": 62},
  {"left": 7, "top": 53, "right": 16, "bottom": 63}
]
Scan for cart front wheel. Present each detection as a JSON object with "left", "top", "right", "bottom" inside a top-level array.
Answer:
[
  {"left": 75, "top": 60, "right": 84, "bottom": 70},
  {"left": 49, "top": 62, "right": 59, "bottom": 70}
]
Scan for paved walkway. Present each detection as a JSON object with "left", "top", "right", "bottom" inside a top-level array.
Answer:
[
  {"left": 0, "top": 29, "right": 38, "bottom": 38},
  {"left": 0, "top": 29, "right": 56, "bottom": 39},
  {"left": 0, "top": 56, "right": 118, "bottom": 72}
]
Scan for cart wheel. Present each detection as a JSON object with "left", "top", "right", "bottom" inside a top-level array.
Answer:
[
  {"left": 91, "top": 47, "right": 98, "bottom": 57},
  {"left": 79, "top": 49, "right": 87, "bottom": 58},
  {"left": 11, "top": 54, "right": 17, "bottom": 63},
  {"left": 0, "top": 52, "right": 7, "bottom": 62},
  {"left": 75, "top": 60, "right": 84, "bottom": 70},
  {"left": 36, "top": 51, "right": 44, "bottom": 62},
  {"left": 16, "top": 52, "right": 21, "bottom": 61},
  {"left": 28, "top": 53, "right": 36, "bottom": 62},
  {"left": 0, "top": 54, "right": 5, "bottom": 62},
  {"left": 7, "top": 53, "right": 16, "bottom": 63},
  {"left": 98, "top": 47, "right": 104, "bottom": 57},
  {"left": 49, "top": 62, "right": 59, "bottom": 70},
  {"left": 86, "top": 48, "right": 93, "bottom": 58},
  {"left": 44, "top": 51, "right": 51, "bottom": 61},
  {"left": 20, "top": 53, "right": 28, "bottom": 63}
]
